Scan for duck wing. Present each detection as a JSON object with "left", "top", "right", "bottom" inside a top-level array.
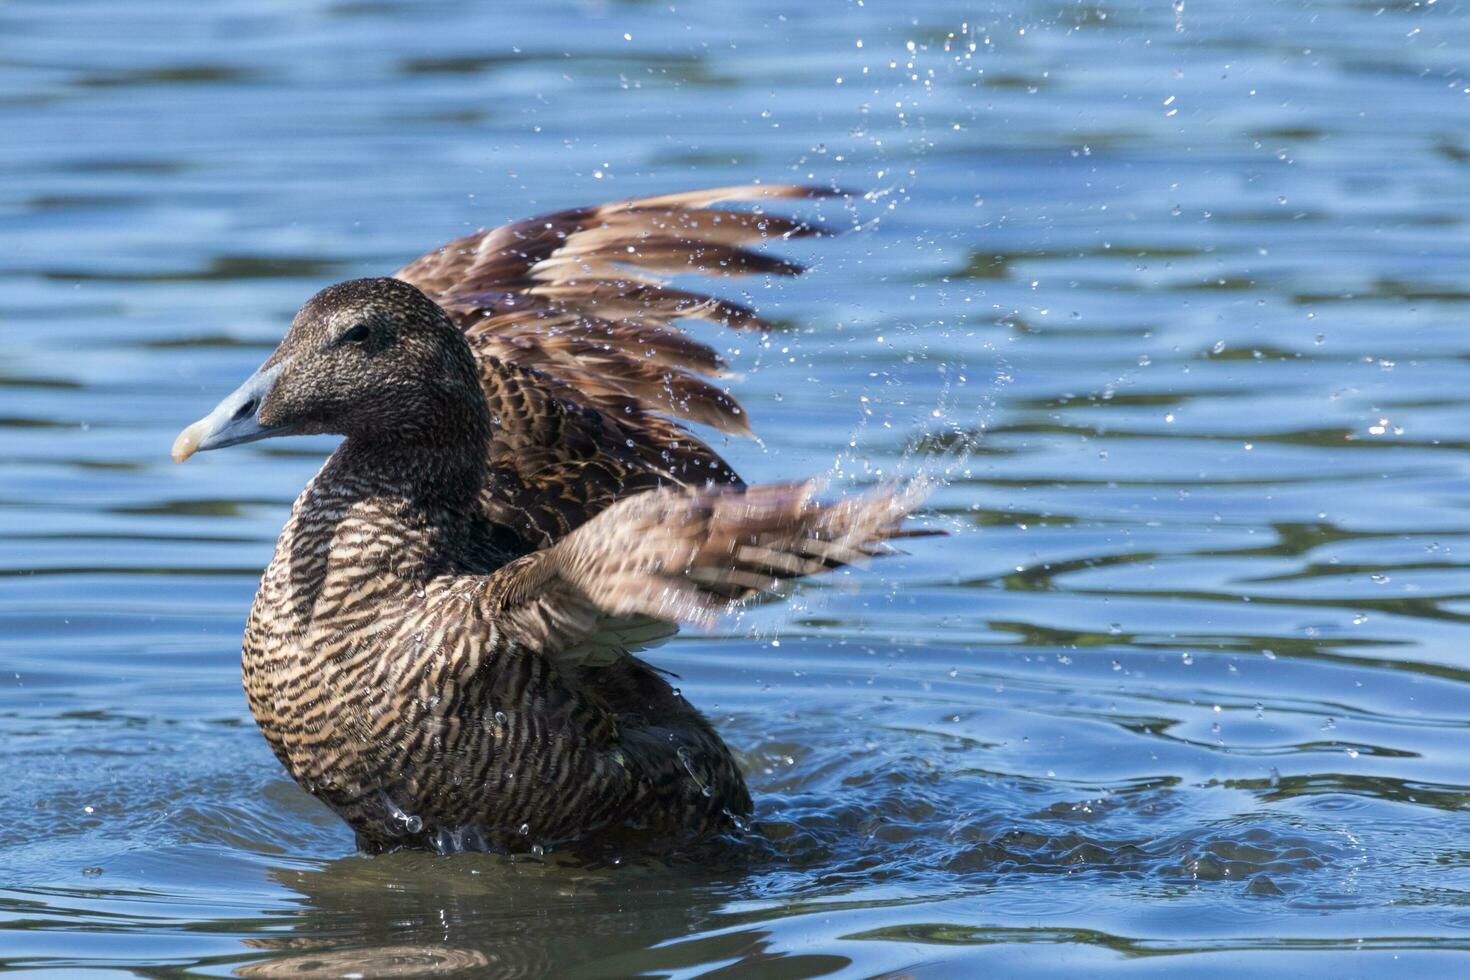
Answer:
[
  {"left": 473, "top": 480, "right": 927, "bottom": 676},
  {"left": 395, "top": 184, "right": 842, "bottom": 548},
  {"left": 395, "top": 183, "right": 837, "bottom": 436}
]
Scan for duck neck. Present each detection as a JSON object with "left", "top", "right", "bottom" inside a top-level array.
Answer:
[{"left": 337, "top": 399, "right": 491, "bottom": 510}]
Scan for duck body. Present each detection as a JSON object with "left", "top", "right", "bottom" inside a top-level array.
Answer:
[
  {"left": 243, "top": 440, "right": 749, "bottom": 853},
  {"left": 174, "top": 186, "right": 924, "bottom": 855}
]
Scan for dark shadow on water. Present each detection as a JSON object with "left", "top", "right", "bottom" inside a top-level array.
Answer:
[
  {"left": 229, "top": 845, "right": 845, "bottom": 978},
  {"left": 212, "top": 767, "right": 1363, "bottom": 976},
  {"left": 38, "top": 255, "right": 347, "bottom": 284}
]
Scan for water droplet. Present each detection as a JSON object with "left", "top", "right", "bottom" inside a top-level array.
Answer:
[{"left": 519, "top": 823, "right": 530, "bottom": 836}]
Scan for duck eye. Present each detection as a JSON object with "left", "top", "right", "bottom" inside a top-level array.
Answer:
[{"left": 338, "top": 322, "right": 371, "bottom": 345}]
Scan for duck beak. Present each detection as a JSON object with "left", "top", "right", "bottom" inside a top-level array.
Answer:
[{"left": 172, "top": 361, "right": 293, "bottom": 463}]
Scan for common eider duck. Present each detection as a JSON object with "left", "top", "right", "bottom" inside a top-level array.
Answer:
[{"left": 172, "top": 185, "right": 927, "bottom": 855}]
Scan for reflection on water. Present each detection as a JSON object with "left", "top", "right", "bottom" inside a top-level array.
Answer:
[{"left": 3, "top": 0, "right": 1470, "bottom": 974}]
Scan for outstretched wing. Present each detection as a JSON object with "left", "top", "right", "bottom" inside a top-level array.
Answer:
[
  {"left": 395, "top": 184, "right": 844, "bottom": 549},
  {"left": 475, "top": 480, "right": 928, "bottom": 676},
  {"left": 396, "top": 183, "right": 839, "bottom": 436}
]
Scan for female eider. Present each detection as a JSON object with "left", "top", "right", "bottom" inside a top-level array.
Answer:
[{"left": 173, "top": 185, "right": 926, "bottom": 854}]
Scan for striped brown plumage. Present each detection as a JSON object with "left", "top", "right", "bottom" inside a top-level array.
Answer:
[{"left": 208, "top": 185, "right": 928, "bottom": 854}]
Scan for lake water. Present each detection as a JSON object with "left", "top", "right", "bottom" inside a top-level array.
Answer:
[{"left": 3, "top": 0, "right": 1470, "bottom": 975}]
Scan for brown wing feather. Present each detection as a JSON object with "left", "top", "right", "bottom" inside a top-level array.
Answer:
[
  {"left": 395, "top": 184, "right": 837, "bottom": 294},
  {"left": 394, "top": 184, "right": 843, "bottom": 551},
  {"left": 464, "top": 316, "right": 750, "bottom": 436},
  {"left": 395, "top": 184, "right": 841, "bottom": 437},
  {"left": 480, "top": 480, "right": 928, "bottom": 673},
  {"left": 470, "top": 354, "right": 741, "bottom": 550}
]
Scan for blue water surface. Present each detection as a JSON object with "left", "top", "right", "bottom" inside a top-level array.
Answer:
[{"left": 2, "top": 0, "right": 1470, "bottom": 975}]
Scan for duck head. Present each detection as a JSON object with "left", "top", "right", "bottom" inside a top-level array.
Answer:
[{"left": 173, "top": 277, "right": 483, "bottom": 463}]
